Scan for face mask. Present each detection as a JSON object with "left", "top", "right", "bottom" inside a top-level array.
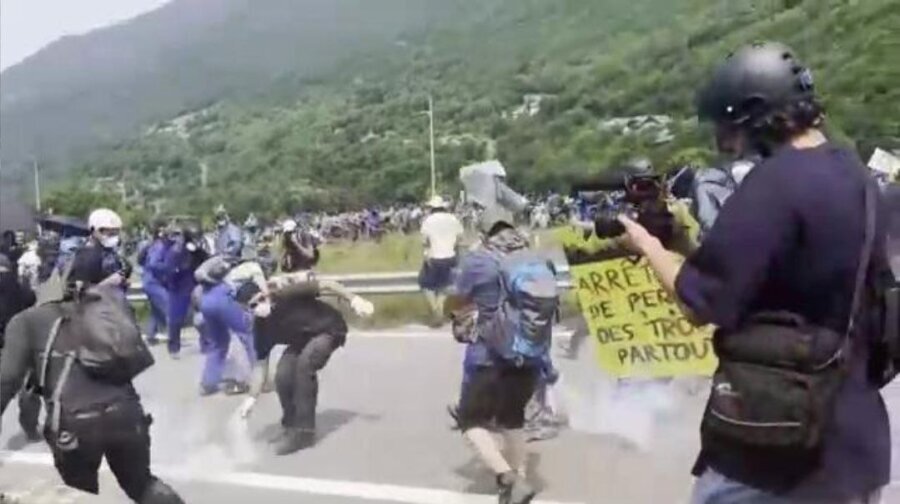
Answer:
[
  {"left": 252, "top": 300, "right": 273, "bottom": 318},
  {"left": 217, "top": 219, "right": 227, "bottom": 227},
  {"left": 100, "top": 235, "right": 120, "bottom": 249}
]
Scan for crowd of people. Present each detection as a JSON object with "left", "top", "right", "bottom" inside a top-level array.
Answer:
[{"left": 1, "top": 42, "right": 899, "bottom": 504}]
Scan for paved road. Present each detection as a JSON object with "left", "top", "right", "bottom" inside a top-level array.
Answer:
[{"left": 2, "top": 330, "right": 899, "bottom": 504}]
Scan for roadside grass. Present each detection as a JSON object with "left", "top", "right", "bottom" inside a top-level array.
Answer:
[
  {"left": 317, "top": 233, "right": 424, "bottom": 273},
  {"left": 315, "top": 228, "right": 578, "bottom": 328},
  {"left": 316, "top": 229, "right": 562, "bottom": 274}
]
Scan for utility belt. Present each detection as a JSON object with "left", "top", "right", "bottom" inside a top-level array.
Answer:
[
  {"left": 67, "top": 401, "right": 127, "bottom": 420},
  {"left": 46, "top": 399, "right": 148, "bottom": 452}
]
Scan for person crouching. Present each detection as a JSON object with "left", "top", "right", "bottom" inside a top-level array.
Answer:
[{"left": 234, "top": 271, "right": 374, "bottom": 455}]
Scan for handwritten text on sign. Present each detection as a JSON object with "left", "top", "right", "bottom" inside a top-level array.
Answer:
[{"left": 571, "top": 257, "right": 716, "bottom": 378}]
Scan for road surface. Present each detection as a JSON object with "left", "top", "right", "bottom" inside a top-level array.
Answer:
[{"left": 2, "top": 329, "right": 899, "bottom": 504}]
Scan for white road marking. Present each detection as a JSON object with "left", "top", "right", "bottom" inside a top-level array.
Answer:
[{"left": 0, "top": 451, "right": 582, "bottom": 504}]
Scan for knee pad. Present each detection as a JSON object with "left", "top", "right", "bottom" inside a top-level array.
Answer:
[{"left": 138, "top": 479, "right": 185, "bottom": 504}]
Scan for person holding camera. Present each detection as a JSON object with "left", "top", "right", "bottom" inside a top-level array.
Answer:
[
  {"left": 618, "top": 42, "right": 890, "bottom": 503},
  {"left": 161, "top": 225, "right": 209, "bottom": 359},
  {"left": 279, "top": 219, "right": 319, "bottom": 274},
  {"left": 70, "top": 209, "right": 132, "bottom": 297}
]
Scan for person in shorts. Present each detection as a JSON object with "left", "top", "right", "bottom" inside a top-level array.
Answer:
[{"left": 419, "top": 195, "right": 464, "bottom": 323}]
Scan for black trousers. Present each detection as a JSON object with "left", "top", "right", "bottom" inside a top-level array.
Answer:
[
  {"left": 46, "top": 399, "right": 166, "bottom": 502},
  {"left": 275, "top": 333, "right": 337, "bottom": 430}
]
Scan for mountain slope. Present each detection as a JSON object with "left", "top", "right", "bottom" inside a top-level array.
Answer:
[
  {"left": 0, "top": 0, "right": 466, "bottom": 175},
  {"left": 8, "top": 0, "right": 900, "bottom": 221}
]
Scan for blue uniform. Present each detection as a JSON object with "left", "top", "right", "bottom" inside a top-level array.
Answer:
[
  {"left": 162, "top": 240, "right": 197, "bottom": 355},
  {"left": 140, "top": 239, "right": 169, "bottom": 340},
  {"left": 214, "top": 223, "right": 243, "bottom": 259},
  {"left": 198, "top": 282, "right": 255, "bottom": 392}
]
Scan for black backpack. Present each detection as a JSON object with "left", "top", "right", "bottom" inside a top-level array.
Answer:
[
  {"left": 40, "top": 287, "right": 154, "bottom": 430},
  {"left": 866, "top": 183, "right": 900, "bottom": 387}
]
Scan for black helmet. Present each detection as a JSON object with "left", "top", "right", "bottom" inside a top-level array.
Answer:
[
  {"left": 622, "top": 157, "right": 654, "bottom": 177},
  {"left": 697, "top": 42, "right": 815, "bottom": 126}
]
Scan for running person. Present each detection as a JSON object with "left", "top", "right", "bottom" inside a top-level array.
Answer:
[{"left": 445, "top": 217, "right": 543, "bottom": 504}]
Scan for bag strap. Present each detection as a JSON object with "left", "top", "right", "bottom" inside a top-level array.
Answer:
[
  {"left": 39, "top": 317, "right": 64, "bottom": 390},
  {"left": 50, "top": 354, "right": 76, "bottom": 434},
  {"left": 40, "top": 314, "right": 77, "bottom": 434},
  {"left": 846, "top": 182, "right": 878, "bottom": 337}
]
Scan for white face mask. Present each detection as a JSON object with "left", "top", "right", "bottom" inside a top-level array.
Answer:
[
  {"left": 253, "top": 300, "right": 273, "bottom": 318},
  {"left": 100, "top": 235, "right": 120, "bottom": 249}
]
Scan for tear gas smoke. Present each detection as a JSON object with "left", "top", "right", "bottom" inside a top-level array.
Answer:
[{"left": 555, "top": 335, "right": 706, "bottom": 451}]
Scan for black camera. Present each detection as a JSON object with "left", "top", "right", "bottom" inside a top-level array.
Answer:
[{"left": 571, "top": 166, "right": 676, "bottom": 246}]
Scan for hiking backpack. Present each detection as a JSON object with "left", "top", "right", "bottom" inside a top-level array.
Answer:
[{"left": 484, "top": 250, "right": 559, "bottom": 362}]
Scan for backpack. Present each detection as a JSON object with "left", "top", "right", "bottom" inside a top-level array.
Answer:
[
  {"left": 483, "top": 250, "right": 559, "bottom": 363},
  {"left": 41, "top": 286, "right": 154, "bottom": 388},
  {"left": 869, "top": 183, "right": 900, "bottom": 387},
  {"left": 39, "top": 287, "right": 154, "bottom": 436}
]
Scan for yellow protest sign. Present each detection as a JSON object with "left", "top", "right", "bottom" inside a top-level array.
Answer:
[{"left": 570, "top": 257, "right": 717, "bottom": 378}]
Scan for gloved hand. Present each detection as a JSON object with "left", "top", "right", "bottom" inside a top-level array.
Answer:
[
  {"left": 350, "top": 296, "right": 375, "bottom": 318},
  {"left": 238, "top": 397, "right": 257, "bottom": 419}
]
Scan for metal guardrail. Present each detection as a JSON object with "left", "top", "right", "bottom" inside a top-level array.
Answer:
[{"left": 126, "top": 264, "right": 573, "bottom": 302}]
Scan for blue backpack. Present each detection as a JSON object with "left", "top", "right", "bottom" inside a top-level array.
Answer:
[{"left": 484, "top": 250, "right": 559, "bottom": 362}]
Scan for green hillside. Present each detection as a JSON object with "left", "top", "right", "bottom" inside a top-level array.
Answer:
[{"left": 17, "top": 0, "right": 900, "bottom": 221}]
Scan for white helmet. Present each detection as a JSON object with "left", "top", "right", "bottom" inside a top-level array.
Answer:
[
  {"left": 88, "top": 208, "right": 123, "bottom": 230},
  {"left": 282, "top": 219, "right": 298, "bottom": 233}
]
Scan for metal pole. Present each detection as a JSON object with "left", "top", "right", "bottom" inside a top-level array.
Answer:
[
  {"left": 32, "top": 158, "right": 41, "bottom": 212},
  {"left": 428, "top": 94, "right": 436, "bottom": 198}
]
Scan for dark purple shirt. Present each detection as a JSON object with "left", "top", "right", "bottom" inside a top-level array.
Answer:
[{"left": 676, "top": 143, "right": 891, "bottom": 499}]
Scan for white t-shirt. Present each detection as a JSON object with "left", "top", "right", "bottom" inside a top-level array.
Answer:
[{"left": 421, "top": 211, "right": 464, "bottom": 260}]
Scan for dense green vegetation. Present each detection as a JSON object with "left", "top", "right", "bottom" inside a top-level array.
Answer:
[{"left": 9, "top": 0, "right": 900, "bottom": 221}]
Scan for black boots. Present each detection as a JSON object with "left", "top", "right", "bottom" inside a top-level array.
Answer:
[
  {"left": 274, "top": 428, "right": 316, "bottom": 456},
  {"left": 497, "top": 471, "right": 536, "bottom": 504}
]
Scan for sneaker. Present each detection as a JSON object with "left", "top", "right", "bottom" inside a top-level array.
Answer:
[
  {"left": 223, "top": 381, "right": 250, "bottom": 396},
  {"left": 497, "top": 471, "right": 536, "bottom": 504},
  {"left": 275, "top": 429, "right": 316, "bottom": 456}
]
